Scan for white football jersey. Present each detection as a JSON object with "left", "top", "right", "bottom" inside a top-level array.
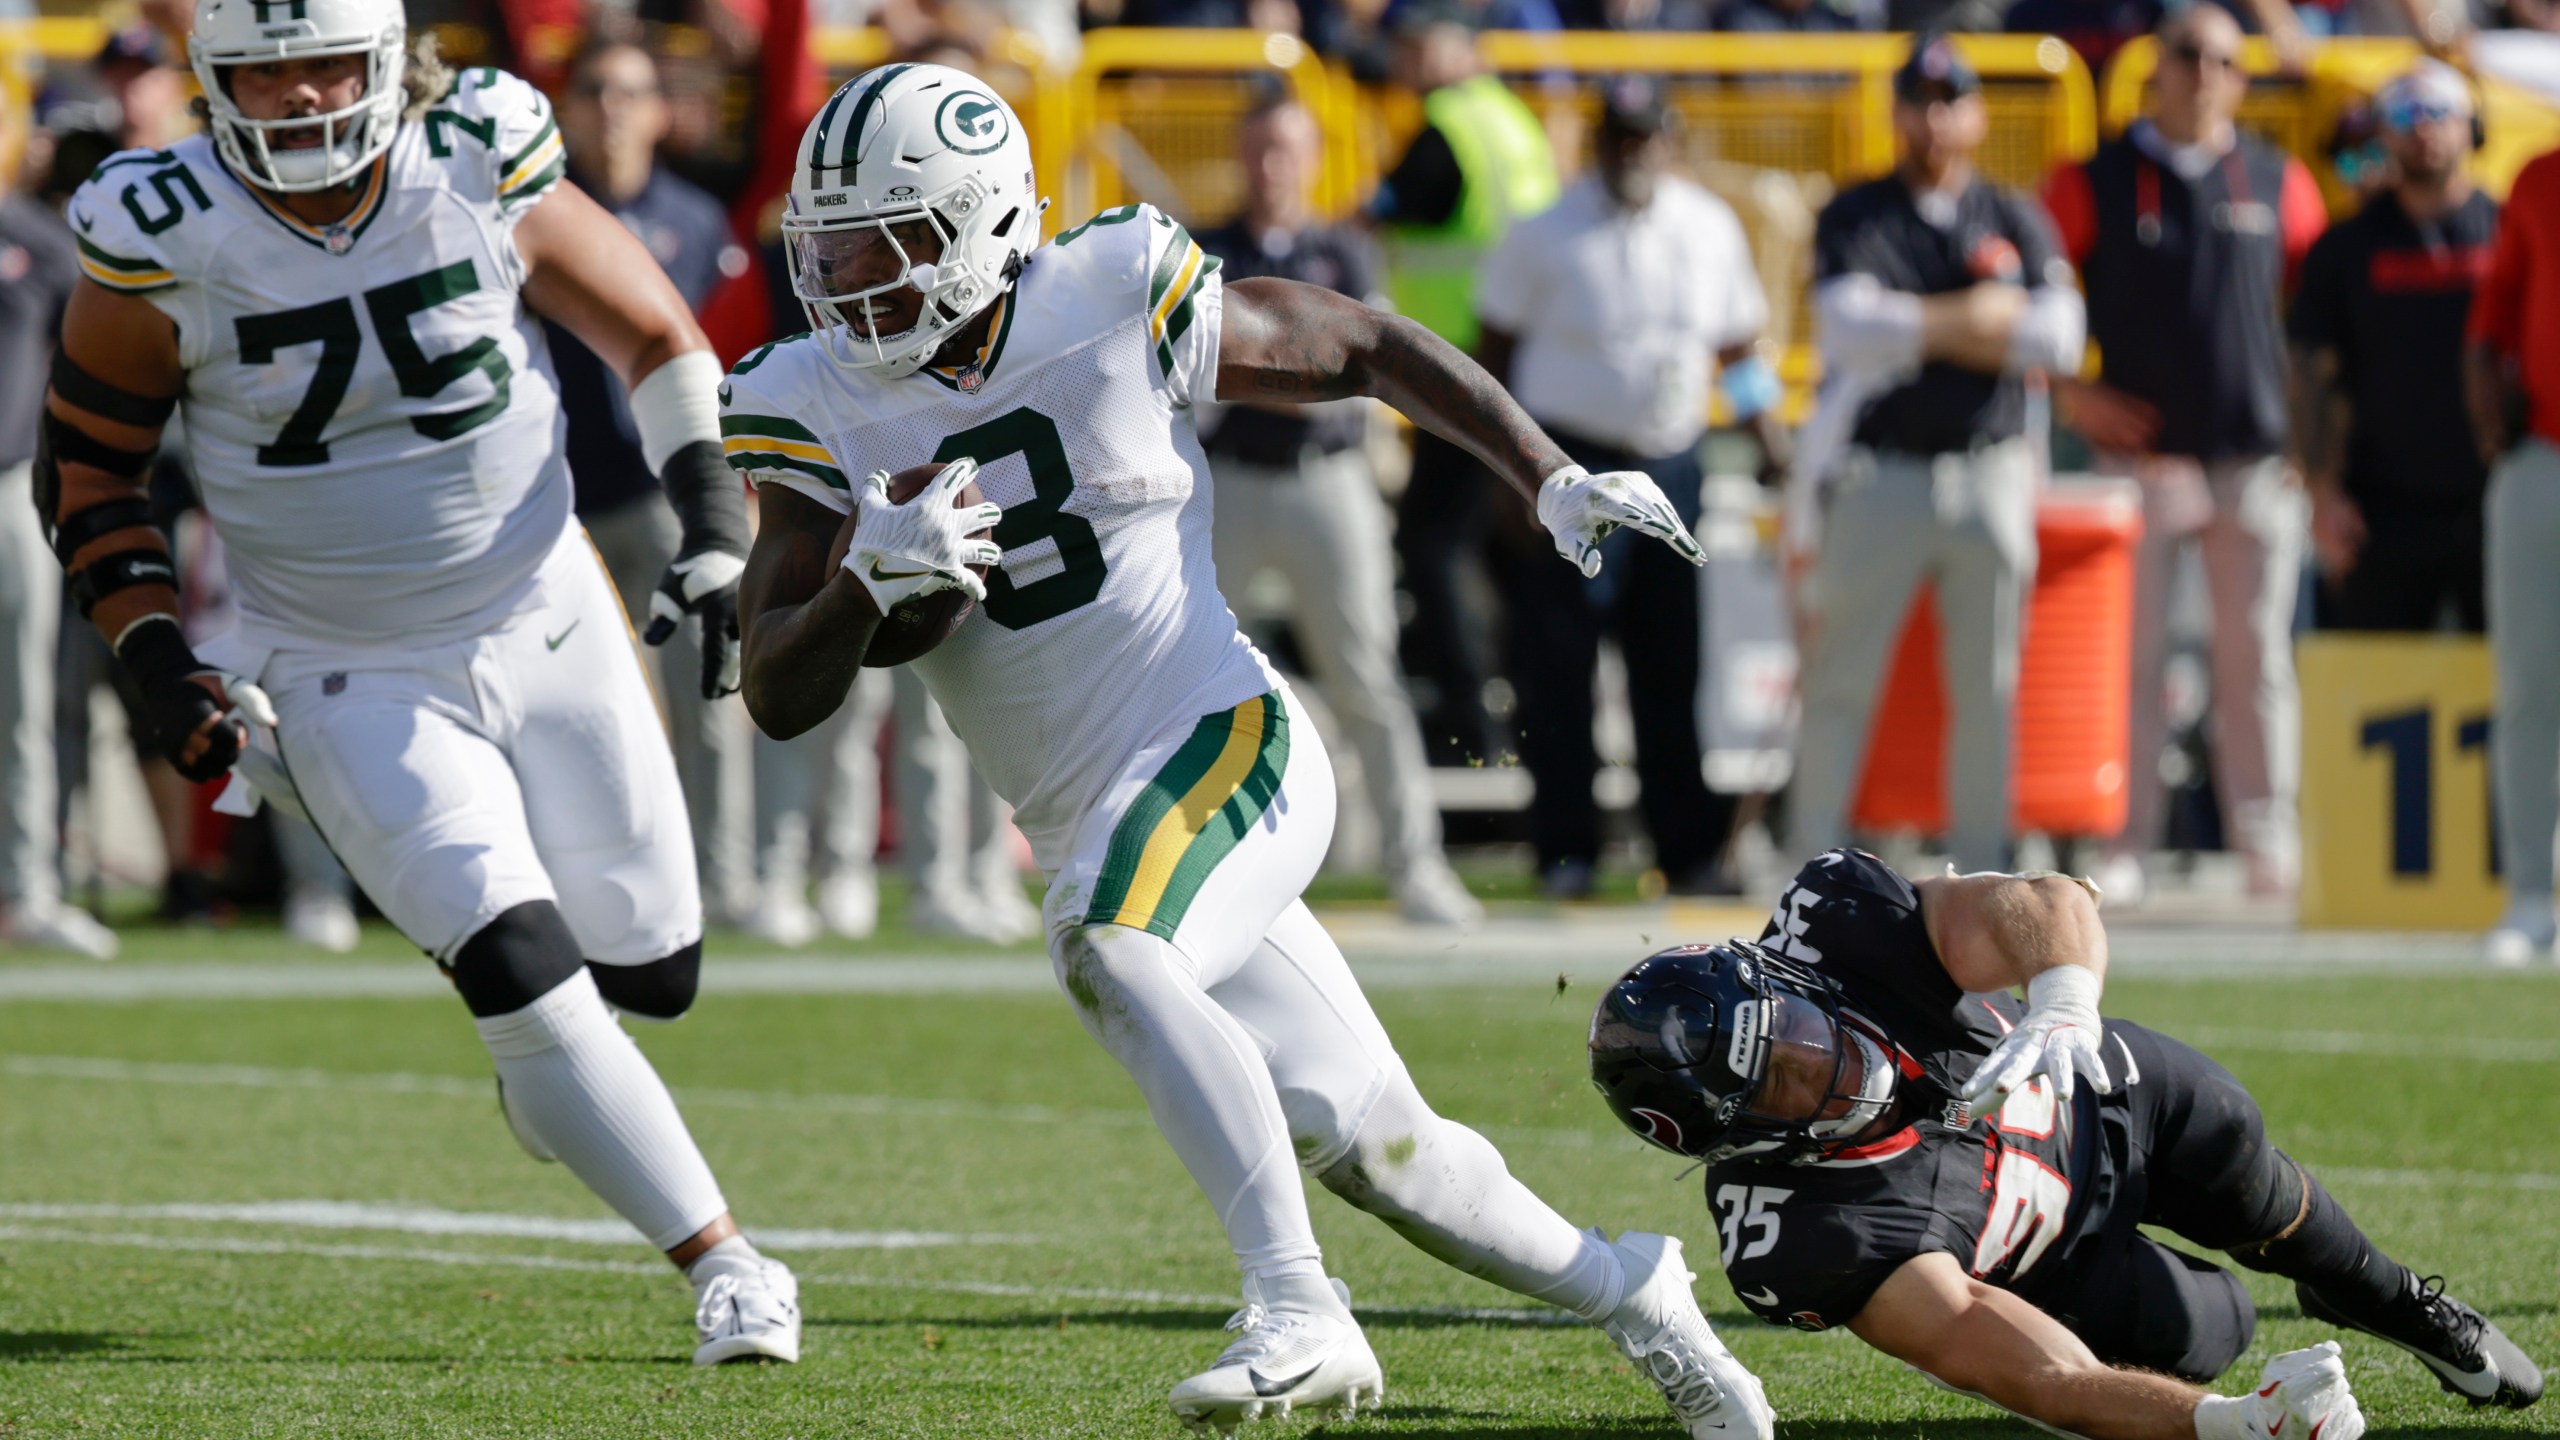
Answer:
[
  {"left": 68, "top": 67, "right": 574, "bottom": 650},
  {"left": 722, "top": 204, "right": 1279, "bottom": 866}
]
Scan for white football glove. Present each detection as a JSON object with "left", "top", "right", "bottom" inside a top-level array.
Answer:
[
  {"left": 842, "top": 458, "right": 1005, "bottom": 614},
  {"left": 2194, "top": 1342, "right": 2366, "bottom": 1440},
  {"left": 1957, "top": 963, "right": 2112, "bottom": 1115},
  {"left": 1534, "top": 465, "right": 1708, "bottom": 578}
]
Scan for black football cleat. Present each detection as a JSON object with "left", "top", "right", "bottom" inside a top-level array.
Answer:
[{"left": 2300, "top": 1272, "right": 2544, "bottom": 1410}]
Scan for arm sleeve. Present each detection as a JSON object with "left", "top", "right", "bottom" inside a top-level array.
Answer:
[
  {"left": 2279, "top": 158, "right": 2329, "bottom": 288},
  {"left": 2002, "top": 194, "right": 2083, "bottom": 375},
  {"left": 2038, "top": 162, "right": 2098, "bottom": 268},
  {"left": 719, "top": 352, "right": 853, "bottom": 515},
  {"left": 1814, "top": 275, "right": 1924, "bottom": 376},
  {"left": 1142, "top": 209, "right": 1224, "bottom": 408}
]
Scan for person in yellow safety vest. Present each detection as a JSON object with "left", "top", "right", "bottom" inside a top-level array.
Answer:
[
  {"left": 1364, "top": 15, "right": 1559, "bottom": 770},
  {"left": 1366, "top": 16, "right": 1559, "bottom": 351}
]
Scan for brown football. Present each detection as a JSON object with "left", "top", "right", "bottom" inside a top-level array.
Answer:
[{"left": 827, "top": 462, "right": 993, "bottom": 668}]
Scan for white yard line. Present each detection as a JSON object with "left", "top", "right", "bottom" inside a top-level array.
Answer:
[
  {"left": 2178, "top": 1026, "right": 2560, "bottom": 1064},
  {"left": 0, "top": 1201, "right": 1028, "bottom": 1250},
  {"left": 0, "top": 1222, "right": 1567, "bottom": 1322}
]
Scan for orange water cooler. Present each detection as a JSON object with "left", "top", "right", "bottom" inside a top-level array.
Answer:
[{"left": 1850, "top": 481, "right": 2143, "bottom": 839}]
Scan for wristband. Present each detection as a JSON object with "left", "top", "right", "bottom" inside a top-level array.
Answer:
[
  {"left": 630, "top": 350, "right": 723, "bottom": 475},
  {"left": 2023, "top": 963, "right": 2102, "bottom": 1019},
  {"left": 2193, "top": 1394, "right": 2254, "bottom": 1440},
  {"left": 1719, "top": 355, "right": 1782, "bottom": 421}
]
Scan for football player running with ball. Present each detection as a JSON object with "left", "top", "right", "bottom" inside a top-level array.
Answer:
[
  {"left": 42, "top": 0, "right": 797, "bottom": 1364},
  {"left": 731, "top": 65, "right": 1767, "bottom": 1437},
  {"left": 1591, "top": 849, "right": 2545, "bottom": 1440}
]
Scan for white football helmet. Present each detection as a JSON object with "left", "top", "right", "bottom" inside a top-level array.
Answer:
[
  {"left": 190, "top": 0, "right": 406, "bottom": 193},
  {"left": 783, "top": 64, "right": 1042, "bottom": 378}
]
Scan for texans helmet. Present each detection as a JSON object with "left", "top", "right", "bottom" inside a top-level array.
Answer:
[{"left": 1589, "top": 940, "right": 1901, "bottom": 1164}]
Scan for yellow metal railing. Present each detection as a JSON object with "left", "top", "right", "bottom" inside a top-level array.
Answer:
[{"left": 1064, "top": 28, "right": 1356, "bottom": 227}]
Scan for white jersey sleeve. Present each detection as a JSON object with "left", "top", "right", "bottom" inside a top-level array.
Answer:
[
  {"left": 65, "top": 147, "right": 220, "bottom": 366},
  {"left": 420, "top": 67, "right": 565, "bottom": 277},
  {"left": 1137, "top": 207, "right": 1222, "bottom": 408},
  {"left": 719, "top": 336, "right": 856, "bottom": 515}
]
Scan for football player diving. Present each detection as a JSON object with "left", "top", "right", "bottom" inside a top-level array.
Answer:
[
  {"left": 1591, "top": 849, "right": 2545, "bottom": 1440},
  {"left": 42, "top": 0, "right": 797, "bottom": 1362},
  {"left": 729, "top": 63, "right": 1770, "bottom": 1438}
]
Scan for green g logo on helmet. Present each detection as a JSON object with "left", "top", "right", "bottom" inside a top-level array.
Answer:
[{"left": 935, "top": 91, "right": 1010, "bottom": 156}]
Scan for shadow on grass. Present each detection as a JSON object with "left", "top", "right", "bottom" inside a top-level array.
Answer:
[
  {"left": 0, "top": 1332, "right": 138, "bottom": 1360},
  {"left": 2256, "top": 1300, "right": 2559, "bottom": 1322},
  {"left": 808, "top": 1307, "right": 1575, "bottom": 1335}
]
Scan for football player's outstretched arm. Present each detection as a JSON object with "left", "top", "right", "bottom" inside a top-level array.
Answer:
[
  {"left": 1850, "top": 1254, "right": 2219, "bottom": 1440},
  {"left": 1918, "top": 870, "right": 2114, "bottom": 1113},
  {"left": 517, "top": 182, "right": 752, "bottom": 698},
  {"left": 1216, "top": 277, "right": 1705, "bottom": 577},
  {"left": 736, "top": 485, "right": 884, "bottom": 741},
  {"left": 44, "top": 281, "right": 244, "bottom": 781}
]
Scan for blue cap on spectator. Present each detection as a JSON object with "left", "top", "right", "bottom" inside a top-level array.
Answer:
[
  {"left": 1894, "top": 34, "right": 1979, "bottom": 104},
  {"left": 94, "top": 24, "right": 169, "bottom": 71}
]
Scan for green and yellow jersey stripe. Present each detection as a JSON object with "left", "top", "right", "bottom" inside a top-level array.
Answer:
[
  {"left": 76, "top": 235, "right": 174, "bottom": 292},
  {"left": 498, "top": 116, "right": 565, "bottom": 207},
  {"left": 1146, "top": 228, "right": 1219, "bottom": 379},
  {"left": 720, "top": 413, "right": 848, "bottom": 490},
  {"left": 1085, "top": 692, "right": 1290, "bottom": 939}
]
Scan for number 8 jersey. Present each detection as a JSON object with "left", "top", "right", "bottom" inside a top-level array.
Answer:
[
  {"left": 67, "top": 67, "right": 573, "bottom": 650},
  {"left": 720, "top": 204, "right": 1280, "bottom": 867}
]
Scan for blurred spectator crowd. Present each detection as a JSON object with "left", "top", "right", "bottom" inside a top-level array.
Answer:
[{"left": 5, "top": 0, "right": 2560, "bottom": 962}]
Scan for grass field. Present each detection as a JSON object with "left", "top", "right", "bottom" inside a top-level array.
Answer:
[{"left": 0, "top": 915, "right": 2553, "bottom": 1439}]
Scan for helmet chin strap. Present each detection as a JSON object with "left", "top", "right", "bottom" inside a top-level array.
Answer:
[{"left": 1809, "top": 1031, "right": 1898, "bottom": 1142}]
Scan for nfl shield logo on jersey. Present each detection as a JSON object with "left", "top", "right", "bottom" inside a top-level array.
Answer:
[
  {"left": 322, "top": 223, "right": 353, "bottom": 256},
  {"left": 955, "top": 363, "right": 986, "bottom": 395}
]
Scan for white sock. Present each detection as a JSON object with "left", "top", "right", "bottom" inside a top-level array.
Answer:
[
  {"left": 685, "top": 1233, "right": 764, "bottom": 1289},
  {"left": 1319, "top": 1076, "right": 1627, "bottom": 1323},
  {"left": 1053, "top": 925, "right": 1326, "bottom": 1282},
  {"left": 475, "top": 968, "right": 729, "bottom": 1252}
]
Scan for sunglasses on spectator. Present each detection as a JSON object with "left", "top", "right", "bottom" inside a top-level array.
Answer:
[
  {"left": 2168, "top": 42, "right": 2242, "bottom": 72},
  {"left": 2381, "top": 97, "right": 2463, "bottom": 132}
]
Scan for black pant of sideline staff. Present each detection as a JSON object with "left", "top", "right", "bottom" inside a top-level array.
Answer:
[
  {"left": 2319, "top": 503, "right": 2487, "bottom": 633},
  {"left": 1396, "top": 432, "right": 1509, "bottom": 766},
  {"left": 1503, "top": 432, "right": 1731, "bottom": 894}
]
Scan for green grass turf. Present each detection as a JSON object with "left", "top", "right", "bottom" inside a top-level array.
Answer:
[{"left": 0, "top": 928, "right": 2552, "bottom": 1438}]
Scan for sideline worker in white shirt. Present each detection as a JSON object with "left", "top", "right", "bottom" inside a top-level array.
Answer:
[{"left": 1477, "top": 75, "right": 1785, "bottom": 898}]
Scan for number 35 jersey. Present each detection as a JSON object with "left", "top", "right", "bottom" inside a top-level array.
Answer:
[
  {"left": 67, "top": 68, "right": 573, "bottom": 650},
  {"left": 721, "top": 204, "right": 1279, "bottom": 868},
  {"left": 1707, "top": 849, "right": 2135, "bottom": 1334}
]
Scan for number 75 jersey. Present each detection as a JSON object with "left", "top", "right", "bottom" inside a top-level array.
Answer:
[
  {"left": 67, "top": 68, "right": 574, "bottom": 650},
  {"left": 721, "top": 204, "right": 1279, "bottom": 868}
]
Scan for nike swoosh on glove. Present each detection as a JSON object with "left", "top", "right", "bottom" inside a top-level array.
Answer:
[
  {"left": 1534, "top": 465, "right": 1708, "bottom": 578},
  {"left": 1957, "top": 964, "right": 2111, "bottom": 1115},
  {"left": 844, "top": 458, "right": 1005, "bottom": 614},
  {"left": 2196, "top": 1342, "right": 2368, "bottom": 1440},
  {"left": 643, "top": 549, "right": 747, "bottom": 699}
]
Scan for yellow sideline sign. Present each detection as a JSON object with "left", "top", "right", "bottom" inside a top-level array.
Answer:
[{"left": 2299, "top": 635, "right": 2504, "bottom": 930}]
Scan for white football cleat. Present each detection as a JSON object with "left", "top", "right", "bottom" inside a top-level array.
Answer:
[
  {"left": 1602, "top": 1231, "right": 1774, "bottom": 1440},
  {"left": 284, "top": 889, "right": 360, "bottom": 953},
  {"left": 1393, "top": 857, "right": 1484, "bottom": 928},
  {"left": 816, "top": 868, "right": 879, "bottom": 941},
  {"left": 1169, "top": 1277, "right": 1383, "bottom": 1435},
  {"left": 908, "top": 883, "right": 1022, "bottom": 945},
  {"left": 7, "top": 903, "right": 117, "bottom": 960},
  {"left": 2481, "top": 901, "right": 2553, "bottom": 968},
  {"left": 693, "top": 1255, "right": 802, "bottom": 1366},
  {"left": 746, "top": 887, "right": 821, "bottom": 949}
]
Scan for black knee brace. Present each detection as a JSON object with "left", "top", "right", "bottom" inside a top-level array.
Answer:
[
  {"left": 588, "top": 940, "right": 702, "bottom": 1021},
  {"left": 445, "top": 901, "right": 588, "bottom": 1018},
  {"left": 2227, "top": 1154, "right": 2404, "bottom": 1311}
]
